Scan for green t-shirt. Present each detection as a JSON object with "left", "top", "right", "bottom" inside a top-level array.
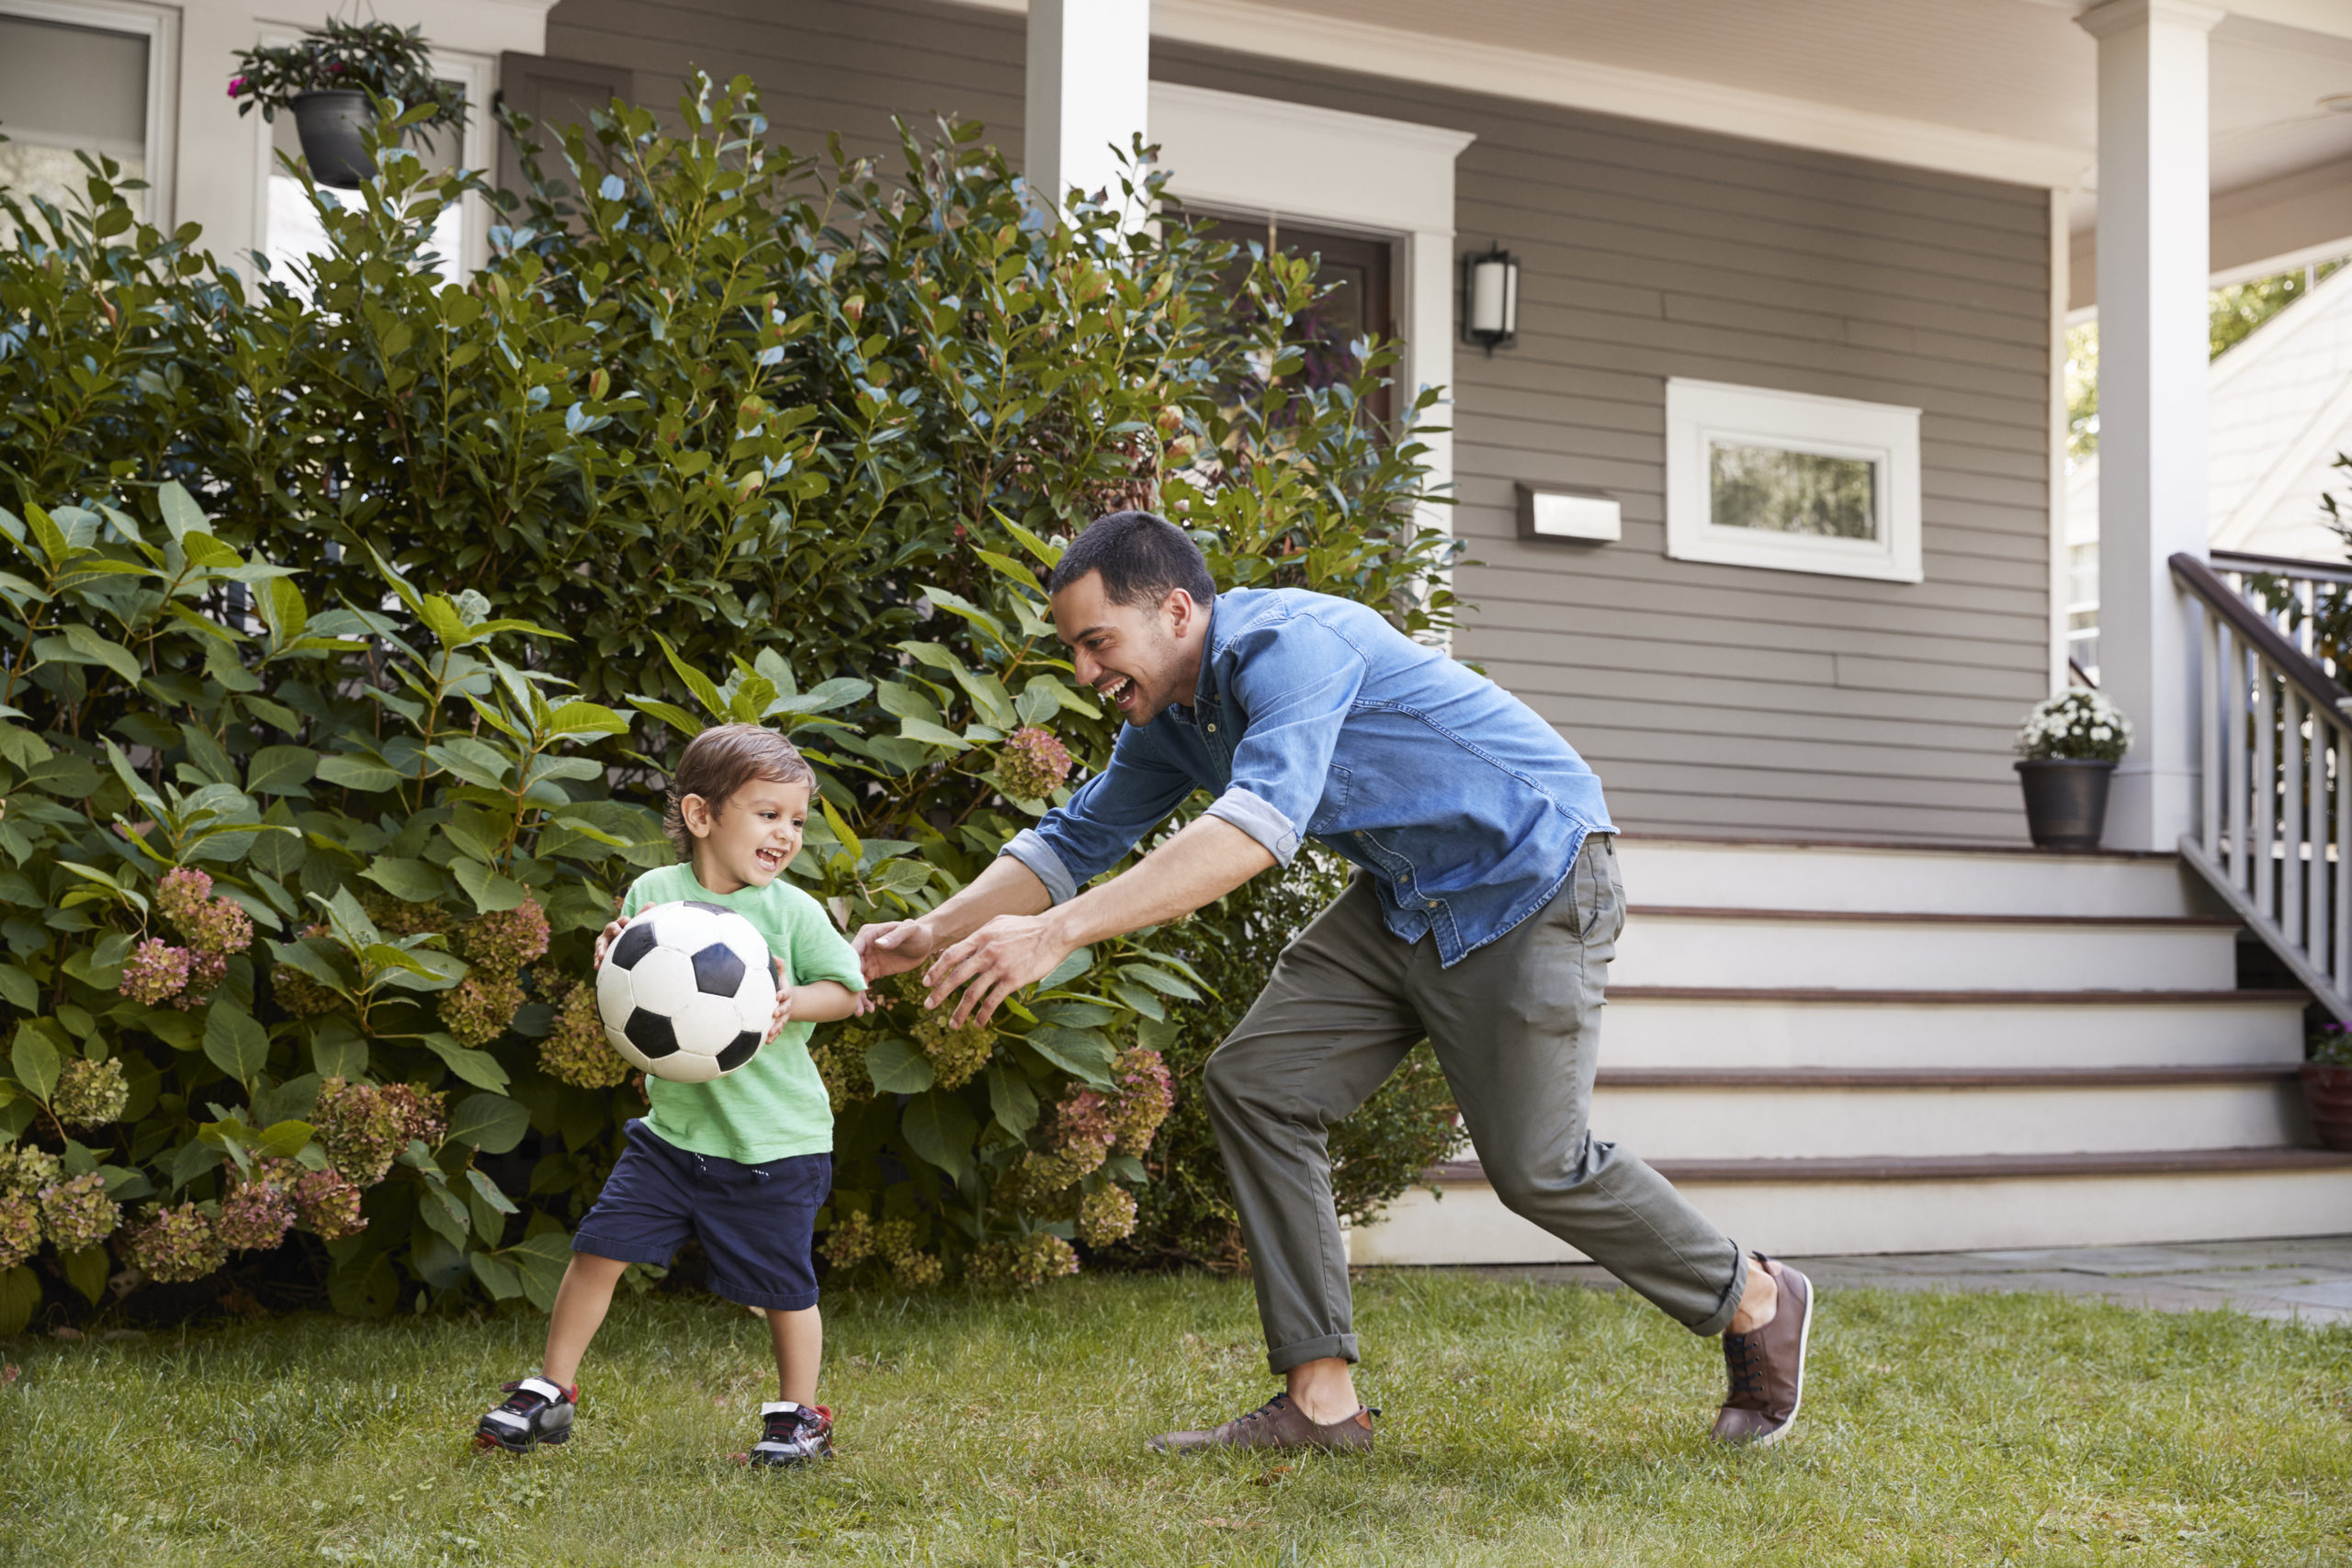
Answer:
[{"left": 620, "top": 863, "right": 865, "bottom": 1165}]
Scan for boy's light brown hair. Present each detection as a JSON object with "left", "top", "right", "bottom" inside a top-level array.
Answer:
[{"left": 662, "top": 723, "right": 815, "bottom": 858}]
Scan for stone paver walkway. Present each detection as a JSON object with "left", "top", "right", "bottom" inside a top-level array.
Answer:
[{"left": 1468, "top": 1235, "right": 2352, "bottom": 1325}]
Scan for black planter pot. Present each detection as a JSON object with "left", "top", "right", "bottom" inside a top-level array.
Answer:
[
  {"left": 2016, "top": 758, "right": 2116, "bottom": 850},
  {"left": 291, "top": 90, "right": 376, "bottom": 188}
]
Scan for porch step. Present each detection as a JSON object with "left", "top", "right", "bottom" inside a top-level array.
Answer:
[
  {"left": 1347, "top": 1149, "right": 2352, "bottom": 1262},
  {"left": 1585, "top": 1066, "right": 2308, "bottom": 1160},
  {"left": 1617, "top": 835, "right": 2205, "bottom": 919},
  {"left": 1612, "top": 908, "right": 2239, "bottom": 991},
  {"left": 1604, "top": 988, "right": 2307, "bottom": 1069}
]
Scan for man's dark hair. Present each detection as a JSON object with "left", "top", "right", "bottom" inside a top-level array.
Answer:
[{"left": 1046, "top": 510, "right": 1216, "bottom": 608}]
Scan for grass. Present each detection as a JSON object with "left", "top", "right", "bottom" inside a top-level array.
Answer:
[{"left": 0, "top": 1270, "right": 2346, "bottom": 1566}]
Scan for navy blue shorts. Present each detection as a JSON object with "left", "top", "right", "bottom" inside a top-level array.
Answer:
[{"left": 571, "top": 1120, "right": 830, "bottom": 1312}]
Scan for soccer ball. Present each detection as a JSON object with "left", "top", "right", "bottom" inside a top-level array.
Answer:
[{"left": 595, "top": 901, "right": 776, "bottom": 1083}]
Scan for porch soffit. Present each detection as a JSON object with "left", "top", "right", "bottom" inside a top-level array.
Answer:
[{"left": 950, "top": 0, "right": 2352, "bottom": 209}]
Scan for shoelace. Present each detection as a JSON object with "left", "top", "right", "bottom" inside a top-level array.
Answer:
[
  {"left": 1229, "top": 1395, "right": 1291, "bottom": 1428},
  {"left": 496, "top": 1382, "right": 554, "bottom": 1417},
  {"left": 1724, "top": 1335, "right": 1767, "bottom": 1404}
]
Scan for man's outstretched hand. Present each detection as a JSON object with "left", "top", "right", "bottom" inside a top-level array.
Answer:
[
  {"left": 920, "top": 914, "right": 1072, "bottom": 1030},
  {"left": 851, "top": 918, "right": 936, "bottom": 991}
]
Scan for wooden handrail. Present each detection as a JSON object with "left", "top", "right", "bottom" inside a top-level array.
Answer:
[
  {"left": 2169, "top": 552, "right": 2349, "bottom": 714},
  {"left": 2209, "top": 547, "right": 2352, "bottom": 588}
]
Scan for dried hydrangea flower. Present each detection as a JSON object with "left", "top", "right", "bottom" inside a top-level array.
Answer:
[
  {"left": 314, "top": 1077, "right": 407, "bottom": 1186},
  {"left": 51, "top": 1057, "right": 130, "bottom": 1129},
  {"left": 182, "top": 896, "right": 254, "bottom": 957},
  {"left": 995, "top": 727, "right": 1074, "bottom": 801},
  {"left": 1052, "top": 1088, "right": 1118, "bottom": 1155},
  {"left": 153, "top": 866, "right": 215, "bottom": 931},
  {"left": 910, "top": 1010, "right": 993, "bottom": 1090},
  {"left": 1109, "top": 1047, "right": 1174, "bottom": 1154},
  {"left": 873, "top": 1217, "right": 919, "bottom": 1263},
  {"left": 214, "top": 1179, "right": 296, "bottom": 1253},
  {"left": 173, "top": 947, "right": 230, "bottom": 1010},
  {"left": 292, "top": 1168, "right": 366, "bottom": 1240},
  {"left": 438, "top": 971, "right": 526, "bottom": 1048},
  {"left": 1078, "top": 1184, "right": 1138, "bottom": 1247},
  {"left": 128, "top": 1201, "right": 228, "bottom": 1283},
  {"left": 891, "top": 1251, "right": 944, "bottom": 1290},
  {"left": 0, "top": 1145, "right": 64, "bottom": 1199},
  {"left": 460, "top": 899, "right": 549, "bottom": 976},
  {"left": 37, "top": 1173, "right": 120, "bottom": 1253},
  {"left": 0, "top": 1192, "right": 40, "bottom": 1269},
  {"left": 822, "top": 1208, "right": 876, "bottom": 1268},
  {"left": 537, "top": 979, "right": 629, "bottom": 1089},
  {"left": 119, "top": 939, "right": 191, "bottom": 1006},
  {"left": 377, "top": 1083, "right": 446, "bottom": 1148}
]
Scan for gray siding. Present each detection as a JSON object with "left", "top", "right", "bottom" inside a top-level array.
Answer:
[
  {"left": 543, "top": 0, "right": 1024, "bottom": 169},
  {"left": 1157, "top": 46, "right": 2055, "bottom": 845}
]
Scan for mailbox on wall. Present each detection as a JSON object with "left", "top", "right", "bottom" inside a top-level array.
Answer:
[{"left": 1516, "top": 484, "right": 1622, "bottom": 544}]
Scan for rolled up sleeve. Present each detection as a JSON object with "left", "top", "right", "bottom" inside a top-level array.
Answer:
[
  {"left": 1216, "top": 616, "right": 1367, "bottom": 868},
  {"left": 998, "top": 725, "right": 1198, "bottom": 905}
]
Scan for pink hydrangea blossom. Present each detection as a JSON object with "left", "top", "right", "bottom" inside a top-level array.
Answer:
[{"left": 119, "top": 939, "right": 191, "bottom": 1006}]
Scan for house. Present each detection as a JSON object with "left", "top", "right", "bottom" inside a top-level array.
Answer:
[
  {"left": 8, "top": 0, "right": 2350, "bottom": 1259},
  {"left": 2069, "top": 260, "right": 2352, "bottom": 683}
]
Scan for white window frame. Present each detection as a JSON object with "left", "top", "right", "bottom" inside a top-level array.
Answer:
[
  {"left": 1148, "top": 82, "right": 1475, "bottom": 557},
  {"left": 0, "top": 0, "right": 179, "bottom": 231},
  {"left": 250, "top": 36, "right": 496, "bottom": 280},
  {"left": 1665, "top": 378, "right": 1924, "bottom": 584}
]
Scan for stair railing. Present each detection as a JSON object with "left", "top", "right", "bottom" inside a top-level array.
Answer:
[
  {"left": 2209, "top": 547, "right": 2352, "bottom": 682},
  {"left": 2171, "top": 551, "right": 2352, "bottom": 1021}
]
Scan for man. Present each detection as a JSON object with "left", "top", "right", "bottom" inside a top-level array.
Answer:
[{"left": 854, "top": 510, "right": 1811, "bottom": 1454}]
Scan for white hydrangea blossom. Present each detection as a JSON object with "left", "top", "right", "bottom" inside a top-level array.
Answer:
[{"left": 2015, "top": 687, "right": 2133, "bottom": 762}]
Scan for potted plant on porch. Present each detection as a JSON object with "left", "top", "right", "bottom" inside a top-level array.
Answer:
[
  {"left": 227, "top": 19, "right": 465, "bottom": 189},
  {"left": 2013, "top": 687, "right": 2133, "bottom": 849},
  {"left": 2303, "top": 1024, "right": 2352, "bottom": 1151}
]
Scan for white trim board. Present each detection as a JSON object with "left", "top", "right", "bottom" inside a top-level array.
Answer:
[
  {"left": 1665, "top": 378, "right": 1926, "bottom": 585},
  {"left": 953, "top": 0, "right": 2093, "bottom": 189},
  {"left": 1148, "top": 82, "right": 1470, "bottom": 555}
]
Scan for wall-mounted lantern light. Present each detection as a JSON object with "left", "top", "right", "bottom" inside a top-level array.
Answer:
[{"left": 1461, "top": 243, "right": 1519, "bottom": 355}]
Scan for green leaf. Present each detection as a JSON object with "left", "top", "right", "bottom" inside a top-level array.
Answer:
[
  {"left": 362, "top": 856, "right": 446, "bottom": 905},
  {"left": 467, "top": 1165, "right": 522, "bottom": 1216},
  {"left": 329, "top": 1251, "right": 399, "bottom": 1318},
  {"left": 419, "top": 1179, "right": 470, "bottom": 1248},
  {"left": 819, "top": 796, "right": 861, "bottom": 866},
  {"left": 453, "top": 858, "right": 528, "bottom": 914},
  {"left": 917, "top": 584, "right": 1008, "bottom": 642},
  {"left": 654, "top": 633, "right": 727, "bottom": 717},
  {"left": 311, "top": 1021, "right": 369, "bottom": 1080},
  {"left": 1023, "top": 1025, "right": 1114, "bottom": 1087},
  {"left": 315, "top": 752, "right": 406, "bottom": 792},
  {"left": 254, "top": 1119, "right": 313, "bottom": 1159},
  {"left": 61, "top": 623, "right": 142, "bottom": 685},
  {"left": 1119, "top": 964, "right": 1202, "bottom": 1001},
  {"left": 245, "top": 745, "right": 317, "bottom": 795},
  {"left": 447, "top": 1092, "right": 529, "bottom": 1154},
  {"left": 202, "top": 1000, "right": 273, "bottom": 1086},
  {"left": 898, "top": 716, "right": 971, "bottom": 750},
  {"left": 0, "top": 1264, "right": 40, "bottom": 1336},
  {"left": 427, "top": 737, "right": 512, "bottom": 790},
  {"left": 864, "top": 1036, "right": 935, "bottom": 1095},
  {"left": 1039, "top": 947, "right": 1092, "bottom": 990},
  {"left": 545, "top": 701, "right": 630, "bottom": 737},
  {"left": 157, "top": 480, "right": 209, "bottom": 544},
  {"left": 986, "top": 1062, "right": 1038, "bottom": 1135},
  {"left": 0, "top": 964, "right": 34, "bottom": 1012},
  {"left": 628, "top": 696, "right": 705, "bottom": 739},
  {"left": 10, "top": 1022, "right": 61, "bottom": 1102},
  {"left": 899, "top": 1090, "right": 978, "bottom": 1184},
  {"left": 503, "top": 1230, "right": 571, "bottom": 1312},
  {"left": 972, "top": 547, "right": 1043, "bottom": 595},
  {"left": 413, "top": 1032, "right": 512, "bottom": 1091},
  {"left": 469, "top": 1250, "right": 526, "bottom": 1301},
  {"left": 61, "top": 1245, "right": 109, "bottom": 1306}
]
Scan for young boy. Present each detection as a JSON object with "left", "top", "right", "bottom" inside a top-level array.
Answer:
[{"left": 474, "top": 723, "right": 865, "bottom": 1466}]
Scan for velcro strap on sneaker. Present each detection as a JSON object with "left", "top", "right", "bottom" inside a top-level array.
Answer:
[
  {"left": 759, "top": 1400, "right": 807, "bottom": 1418},
  {"left": 518, "top": 1377, "right": 566, "bottom": 1404},
  {"left": 482, "top": 1409, "right": 529, "bottom": 1432}
]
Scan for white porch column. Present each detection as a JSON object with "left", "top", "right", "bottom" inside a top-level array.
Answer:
[
  {"left": 1024, "top": 0, "right": 1151, "bottom": 222},
  {"left": 2078, "top": 0, "right": 2221, "bottom": 852}
]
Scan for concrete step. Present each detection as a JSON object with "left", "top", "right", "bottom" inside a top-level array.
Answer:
[
  {"left": 1585, "top": 1066, "right": 2308, "bottom": 1160},
  {"left": 1347, "top": 1149, "right": 2352, "bottom": 1262},
  {"left": 1604, "top": 988, "right": 2307, "bottom": 1069},
  {"left": 1611, "top": 908, "right": 2240, "bottom": 991},
  {"left": 1617, "top": 836, "right": 2205, "bottom": 919}
]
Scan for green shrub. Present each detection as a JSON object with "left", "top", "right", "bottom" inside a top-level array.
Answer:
[{"left": 0, "top": 74, "right": 1456, "bottom": 1328}]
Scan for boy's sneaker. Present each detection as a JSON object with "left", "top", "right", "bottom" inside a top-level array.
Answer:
[
  {"left": 748, "top": 1401, "right": 832, "bottom": 1467},
  {"left": 473, "top": 1376, "right": 576, "bottom": 1453}
]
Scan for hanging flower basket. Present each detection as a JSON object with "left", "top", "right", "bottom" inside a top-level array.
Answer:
[
  {"left": 2012, "top": 687, "right": 2133, "bottom": 850},
  {"left": 228, "top": 18, "right": 466, "bottom": 191}
]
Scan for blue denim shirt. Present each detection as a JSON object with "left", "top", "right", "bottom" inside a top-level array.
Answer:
[{"left": 1002, "top": 587, "right": 1616, "bottom": 966}]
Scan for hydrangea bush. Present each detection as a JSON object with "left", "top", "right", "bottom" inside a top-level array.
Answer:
[
  {"left": 2015, "top": 688, "right": 2134, "bottom": 763},
  {"left": 0, "top": 75, "right": 1457, "bottom": 1328}
]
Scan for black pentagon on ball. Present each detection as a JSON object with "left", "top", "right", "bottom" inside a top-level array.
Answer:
[
  {"left": 715, "top": 1030, "right": 763, "bottom": 1075},
  {"left": 683, "top": 900, "right": 729, "bottom": 914},
  {"left": 609, "top": 920, "right": 659, "bottom": 971},
  {"left": 622, "top": 1008, "right": 681, "bottom": 1059},
  {"left": 690, "top": 940, "right": 749, "bottom": 998}
]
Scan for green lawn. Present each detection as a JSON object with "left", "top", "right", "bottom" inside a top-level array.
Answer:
[{"left": 1, "top": 1270, "right": 2346, "bottom": 1566}]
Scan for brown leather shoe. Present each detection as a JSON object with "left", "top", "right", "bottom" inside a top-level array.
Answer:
[
  {"left": 1710, "top": 1254, "right": 1813, "bottom": 1446},
  {"left": 1148, "top": 1393, "right": 1375, "bottom": 1454}
]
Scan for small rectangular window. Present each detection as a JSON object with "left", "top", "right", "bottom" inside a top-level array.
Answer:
[
  {"left": 0, "top": 10, "right": 150, "bottom": 235},
  {"left": 1667, "top": 378, "right": 1922, "bottom": 583}
]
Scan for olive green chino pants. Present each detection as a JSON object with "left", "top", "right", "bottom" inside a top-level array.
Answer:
[{"left": 1204, "top": 833, "right": 1747, "bottom": 1372}]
